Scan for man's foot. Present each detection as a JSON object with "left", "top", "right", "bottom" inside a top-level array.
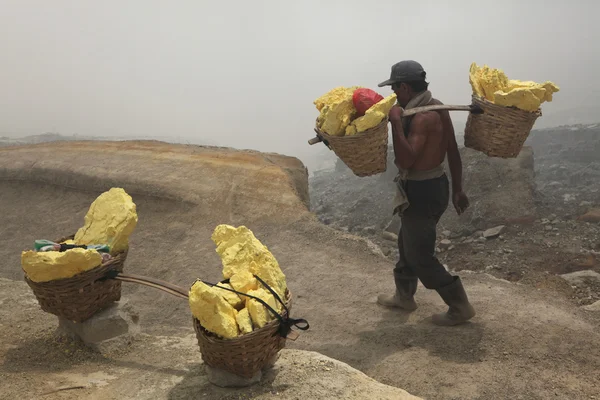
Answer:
[
  {"left": 431, "top": 276, "right": 475, "bottom": 326},
  {"left": 377, "top": 292, "right": 418, "bottom": 311}
]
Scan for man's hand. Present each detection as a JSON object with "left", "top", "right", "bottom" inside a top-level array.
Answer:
[
  {"left": 452, "top": 191, "right": 469, "bottom": 215},
  {"left": 389, "top": 105, "right": 403, "bottom": 123}
]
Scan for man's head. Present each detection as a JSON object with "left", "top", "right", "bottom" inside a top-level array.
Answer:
[{"left": 378, "top": 60, "right": 429, "bottom": 107}]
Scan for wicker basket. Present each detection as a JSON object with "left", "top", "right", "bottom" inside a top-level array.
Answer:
[
  {"left": 464, "top": 96, "right": 541, "bottom": 158},
  {"left": 193, "top": 289, "right": 292, "bottom": 378},
  {"left": 23, "top": 236, "right": 128, "bottom": 323},
  {"left": 316, "top": 119, "right": 388, "bottom": 177}
]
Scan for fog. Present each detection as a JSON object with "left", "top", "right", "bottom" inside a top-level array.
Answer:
[{"left": 1, "top": 0, "right": 599, "bottom": 168}]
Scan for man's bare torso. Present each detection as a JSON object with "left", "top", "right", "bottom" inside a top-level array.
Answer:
[{"left": 408, "top": 98, "right": 449, "bottom": 171}]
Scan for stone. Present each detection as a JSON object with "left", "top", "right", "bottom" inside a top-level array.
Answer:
[
  {"left": 583, "top": 301, "right": 600, "bottom": 312},
  {"left": 56, "top": 298, "right": 140, "bottom": 353},
  {"left": 382, "top": 231, "right": 398, "bottom": 242},
  {"left": 483, "top": 225, "right": 505, "bottom": 239},
  {"left": 383, "top": 214, "right": 401, "bottom": 234},
  {"left": 545, "top": 225, "right": 553, "bottom": 231},
  {"left": 578, "top": 209, "right": 600, "bottom": 223},
  {"left": 206, "top": 365, "right": 262, "bottom": 388},
  {"left": 439, "top": 239, "right": 452, "bottom": 249},
  {"left": 560, "top": 270, "right": 600, "bottom": 286},
  {"left": 442, "top": 230, "right": 452, "bottom": 237}
]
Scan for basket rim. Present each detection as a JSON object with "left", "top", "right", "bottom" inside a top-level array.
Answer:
[
  {"left": 471, "top": 95, "right": 542, "bottom": 116},
  {"left": 194, "top": 289, "right": 292, "bottom": 343},
  {"left": 315, "top": 118, "right": 388, "bottom": 140}
]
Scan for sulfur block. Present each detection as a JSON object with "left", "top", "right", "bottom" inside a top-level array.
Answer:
[
  {"left": 235, "top": 308, "right": 254, "bottom": 334},
  {"left": 21, "top": 248, "right": 103, "bottom": 283},
  {"left": 74, "top": 188, "right": 138, "bottom": 254},
  {"left": 189, "top": 281, "right": 239, "bottom": 339}
]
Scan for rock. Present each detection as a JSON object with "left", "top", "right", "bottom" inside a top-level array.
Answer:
[
  {"left": 545, "top": 225, "right": 553, "bottom": 231},
  {"left": 483, "top": 225, "right": 505, "bottom": 239},
  {"left": 206, "top": 365, "right": 262, "bottom": 388},
  {"left": 383, "top": 214, "right": 401, "bottom": 234},
  {"left": 564, "top": 194, "right": 576, "bottom": 202},
  {"left": 560, "top": 270, "right": 600, "bottom": 286},
  {"left": 363, "top": 226, "right": 377, "bottom": 235},
  {"left": 448, "top": 245, "right": 455, "bottom": 251},
  {"left": 442, "top": 230, "right": 452, "bottom": 237},
  {"left": 583, "top": 301, "right": 600, "bottom": 312},
  {"left": 382, "top": 231, "right": 399, "bottom": 242},
  {"left": 580, "top": 201, "right": 593, "bottom": 207},
  {"left": 439, "top": 239, "right": 452, "bottom": 249},
  {"left": 56, "top": 299, "right": 140, "bottom": 353},
  {"left": 578, "top": 209, "right": 600, "bottom": 223},
  {"left": 440, "top": 146, "right": 536, "bottom": 232}
]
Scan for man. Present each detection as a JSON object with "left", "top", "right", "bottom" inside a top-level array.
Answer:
[{"left": 376, "top": 60, "right": 475, "bottom": 326}]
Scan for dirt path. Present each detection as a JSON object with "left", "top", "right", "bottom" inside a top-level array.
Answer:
[{"left": 1, "top": 141, "right": 600, "bottom": 399}]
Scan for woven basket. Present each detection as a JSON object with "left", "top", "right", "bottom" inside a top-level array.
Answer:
[
  {"left": 193, "top": 289, "right": 292, "bottom": 378},
  {"left": 316, "top": 119, "right": 388, "bottom": 177},
  {"left": 23, "top": 236, "right": 128, "bottom": 323},
  {"left": 464, "top": 96, "right": 541, "bottom": 158}
]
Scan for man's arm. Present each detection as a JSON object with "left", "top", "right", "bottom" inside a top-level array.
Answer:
[
  {"left": 389, "top": 106, "right": 430, "bottom": 170},
  {"left": 440, "top": 110, "right": 469, "bottom": 214}
]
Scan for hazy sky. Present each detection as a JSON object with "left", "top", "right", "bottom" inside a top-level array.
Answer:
[{"left": 1, "top": 0, "right": 599, "bottom": 165}]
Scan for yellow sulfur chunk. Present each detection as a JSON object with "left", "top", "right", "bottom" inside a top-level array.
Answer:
[
  {"left": 236, "top": 308, "right": 254, "bottom": 334},
  {"left": 314, "top": 86, "right": 361, "bottom": 112},
  {"left": 189, "top": 281, "right": 239, "bottom": 339},
  {"left": 469, "top": 62, "right": 559, "bottom": 112},
  {"left": 494, "top": 88, "right": 542, "bottom": 112},
  {"left": 319, "top": 97, "right": 356, "bottom": 136},
  {"left": 246, "top": 288, "right": 279, "bottom": 329},
  {"left": 345, "top": 125, "right": 358, "bottom": 136},
  {"left": 212, "top": 225, "right": 287, "bottom": 299},
  {"left": 229, "top": 270, "right": 259, "bottom": 294},
  {"left": 215, "top": 282, "right": 243, "bottom": 309},
  {"left": 74, "top": 188, "right": 138, "bottom": 254},
  {"left": 541, "top": 81, "right": 560, "bottom": 102},
  {"left": 314, "top": 86, "right": 361, "bottom": 136},
  {"left": 469, "top": 63, "right": 485, "bottom": 98},
  {"left": 351, "top": 111, "right": 387, "bottom": 133},
  {"left": 21, "top": 248, "right": 102, "bottom": 283},
  {"left": 346, "top": 93, "right": 397, "bottom": 134}
]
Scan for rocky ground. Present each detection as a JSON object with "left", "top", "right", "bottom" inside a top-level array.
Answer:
[
  {"left": 1, "top": 135, "right": 600, "bottom": 399},
  {"left": 309, "top": 123, "right": 600, "bottom": 308}
]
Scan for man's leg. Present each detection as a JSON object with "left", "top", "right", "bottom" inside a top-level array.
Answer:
[
  {"left": 402, "top": 177, "right": 475, "bottom": 325},
  {"left": 377, "top": 224, "right": 418, "bottom": 311}
]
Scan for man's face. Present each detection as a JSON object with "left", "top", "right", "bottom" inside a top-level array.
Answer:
[{"left": 392, "top": 82, "right": 410, "bottom": 107}]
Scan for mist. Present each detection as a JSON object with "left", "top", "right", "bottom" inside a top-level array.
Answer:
[{"left": 1, "top": 0, "right": 599, "bottom": 168}]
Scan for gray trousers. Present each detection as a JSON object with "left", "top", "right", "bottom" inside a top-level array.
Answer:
[{"left": 394, "top": 174, "right": 454, "bottom": 291}]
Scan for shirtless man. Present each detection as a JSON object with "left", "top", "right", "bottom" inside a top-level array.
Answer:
[{"left": 376, "top": 60, "right": 475, "bottom": 326}]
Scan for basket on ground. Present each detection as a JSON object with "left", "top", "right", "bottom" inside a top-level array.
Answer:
[
  {"left": 193, "top": 289, "right": 292, "bottom": 378},
  {"left": 315, "top": 119, "right": 388, "bottom": 177},
  {"left": 464, "top": 96, "right": 541, "bottom": 158},
  {"left": 23, "top": 235, "right": 128, "bottom": 323}
]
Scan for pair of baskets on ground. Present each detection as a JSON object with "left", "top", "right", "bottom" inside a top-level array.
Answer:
[
  {"left": 23, "top": 236, "right": 303, "bottom": 378},
  {"left": 310, "top": 96, "right": 542, "bottom": 177}
]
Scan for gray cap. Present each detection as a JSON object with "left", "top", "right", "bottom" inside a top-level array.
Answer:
[{"left": 378, "top": 60, "right": 426, "bottom": 87}]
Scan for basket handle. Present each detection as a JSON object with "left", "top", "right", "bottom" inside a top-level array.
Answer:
[
  {"left": 308, "top": 103, "right": 483, "bottom": 145},
  {"left": 103, "top": 271, "right": 189, "bottom": 300}
]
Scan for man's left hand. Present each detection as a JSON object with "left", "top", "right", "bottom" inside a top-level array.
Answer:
[
  {"left": 452, "top": 191, "right": 470, "bottom": 215},
  {"left": 389, "top": 106, "right": 404, "bottom": 123}
]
